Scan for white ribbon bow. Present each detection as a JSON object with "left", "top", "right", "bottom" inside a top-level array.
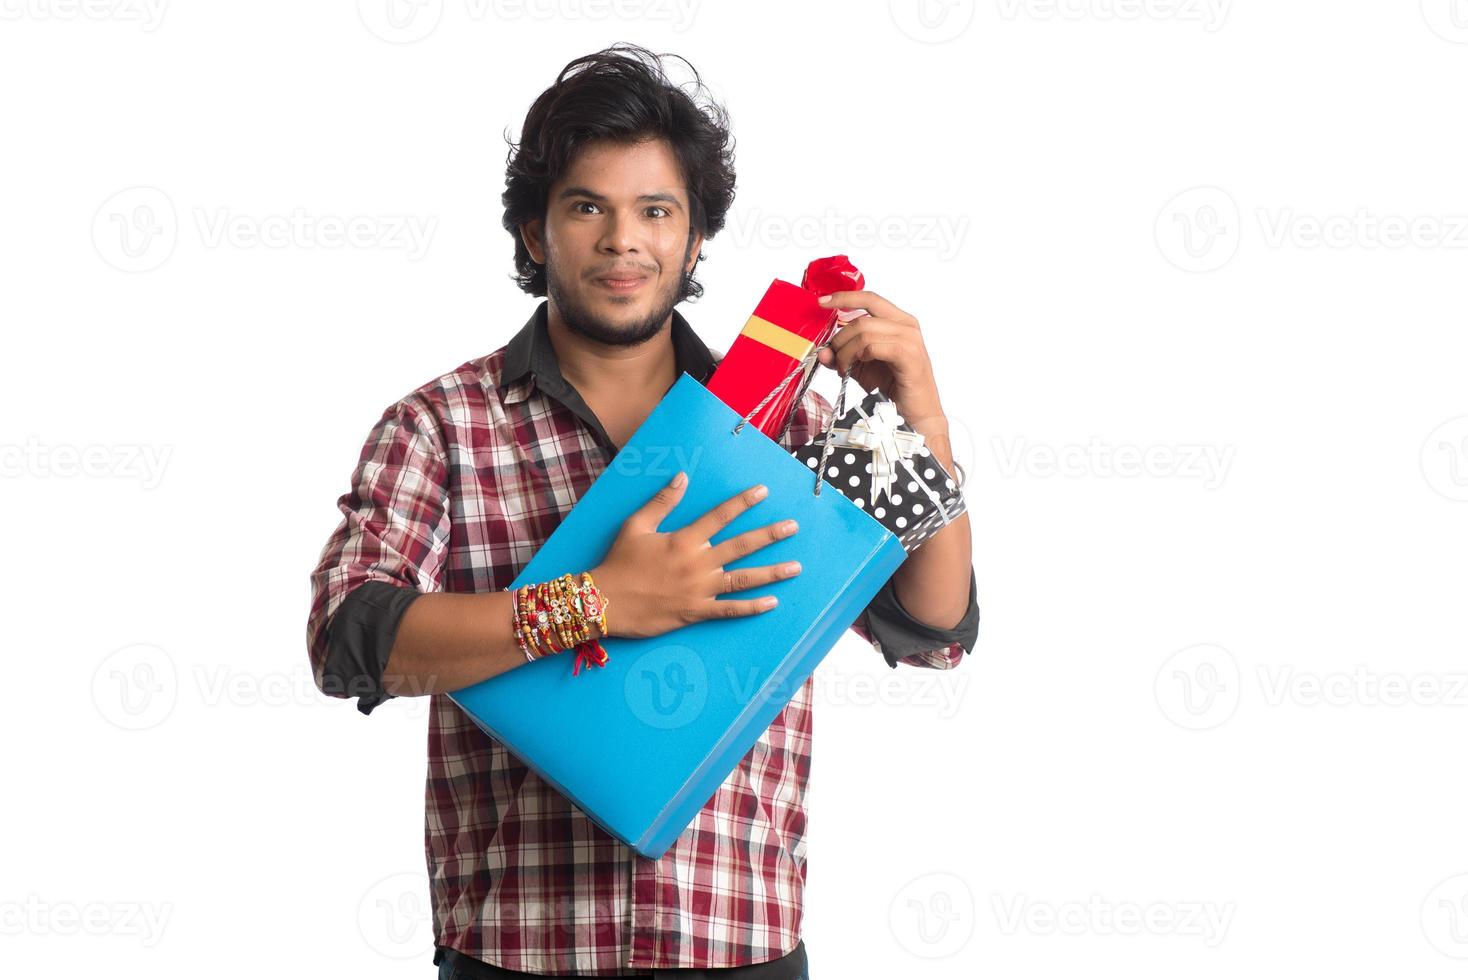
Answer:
[{"left": 824, "top": 400, "right": 953, "bottom": 531}]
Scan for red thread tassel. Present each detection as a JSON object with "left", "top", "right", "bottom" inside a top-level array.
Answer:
[{"left": 570, "top": 640, "right": 610, "bottom": 677}]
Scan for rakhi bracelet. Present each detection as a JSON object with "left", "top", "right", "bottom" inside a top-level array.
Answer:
[
  {"left": 507, "top": 572, "right": 611, "bottom": 675},
  {"left": 540, "top": 580, "right": 566, "bottom": 651},
  {"left": 549, "top": 573, "right": 601, "bottom": 652},
  {"left": 518, "top": 587, "right": 540, "bottom": 661},
  {"left": 515, "top": 582, "right": 554, "bottom": 662},
  {"left": 553, "top": 573, "right": 599, "bottom": 647},
  {"left": 551, "top": 574, "right": 608, "bottom": 675},
  {"left": 507, "top": 585, "right": 539, "bottom": 663},
  {"left": 546, "top": 579, "right": 577, "bottom": 651},
  {"left": 565, "top": 571, "right": 610, "bottom": 676},
  {"left": 534, "top": 581, "right": 560, "bottom": 652},
  {"left": 572, "top": 571, "right": 609, "bottom": 638}
]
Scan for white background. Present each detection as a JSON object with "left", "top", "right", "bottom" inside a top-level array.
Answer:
[{"left": 4, "top": 1, "right": 1468, "bottom": 977}]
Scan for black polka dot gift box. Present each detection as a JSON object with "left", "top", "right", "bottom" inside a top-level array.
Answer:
[{"left": 789, "top": 387, "right": 967, "bottom": 553}]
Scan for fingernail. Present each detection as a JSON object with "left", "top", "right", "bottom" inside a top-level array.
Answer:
[
  {"left": 781, "top": 520, "right": 799, "bottom": 535},
  {"left": 761, "top": 596, "right": 779, "bottom": 609},
  {"left": 752, "top": 484, "right": 768, "bottom": 499},
  {"left": 781, "top": 562, "right": 802, "bottom": 576},
  {"left": 672, "top": 471, "right": 686, "bottom": 488},
  {"left": 817, "top": 295, "right": 833, "bottom": 304}
]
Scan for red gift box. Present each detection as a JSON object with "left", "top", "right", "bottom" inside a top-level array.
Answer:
[{"left": 706, "top": 256, "right": 865, "bottom": 440}]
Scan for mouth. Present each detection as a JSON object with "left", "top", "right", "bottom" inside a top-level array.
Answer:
[{"left": 595, "top": 274, "right": 650, "bottom": 294}]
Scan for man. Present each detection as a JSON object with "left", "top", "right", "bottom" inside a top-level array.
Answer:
[{"left": 307, "top": 44, "right": 979, "bottom": 979}]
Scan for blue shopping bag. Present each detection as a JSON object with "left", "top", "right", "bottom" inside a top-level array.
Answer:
[{"left": 447, "top": 373, "right": 907, "bottom": 858}]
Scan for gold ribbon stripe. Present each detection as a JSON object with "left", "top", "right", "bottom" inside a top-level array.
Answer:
[{"left": 740, "top": 314, "right": 815, "bottom": 363}]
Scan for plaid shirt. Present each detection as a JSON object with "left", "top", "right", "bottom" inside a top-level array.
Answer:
[{"left": 306, "top": 302, "right": 978, "bottom": 975}]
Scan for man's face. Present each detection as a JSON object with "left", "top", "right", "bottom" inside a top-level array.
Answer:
[{"left": 522, "top": 138, "right": 703, "bottom": 348}]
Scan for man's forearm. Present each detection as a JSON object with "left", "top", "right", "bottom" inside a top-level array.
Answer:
[
  {"left": 889, "top": 416, "right": 974, "bottom": 630},
  {"left": 383, "top": 591, "right": 531, "bottom": 696}
]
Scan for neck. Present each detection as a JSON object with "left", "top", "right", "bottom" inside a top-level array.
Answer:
[{"left": 545, "top": 303, "right": 679, "bottom": 397}]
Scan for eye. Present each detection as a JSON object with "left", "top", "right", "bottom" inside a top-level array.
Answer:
[
  {"left": 646, "top": 206, "right": 670, "bottom": 219},
  {"left": 571, "top": 201, "right": 601, "bottom": 215}
]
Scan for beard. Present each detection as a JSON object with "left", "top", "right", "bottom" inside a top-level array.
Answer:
[{"left": 545, "top": 242, "right": 694, "bottom": 349}]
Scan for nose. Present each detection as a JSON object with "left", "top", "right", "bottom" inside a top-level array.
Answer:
[{"left": 598, "top": 208, "right": 641, "bottom": 256}]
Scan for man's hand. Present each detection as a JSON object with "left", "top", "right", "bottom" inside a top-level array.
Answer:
[
  {"left": 814, "top": 290, "right": 949, "bottom": 442},
  {"left": 591, "top": 472, "right": 803, "bottom": 639}
]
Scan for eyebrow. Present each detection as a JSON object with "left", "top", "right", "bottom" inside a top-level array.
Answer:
[{"left": 556, "top": 186, "right": 683, "bottom": 208}]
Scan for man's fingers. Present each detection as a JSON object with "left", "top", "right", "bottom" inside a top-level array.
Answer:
[
  {"left": 628, "top": 470, "right": 688, "bottom": 531},
  {"left": 703, "top": 596, "right": 780, "bottom": 620},
  {"left": 678, "top": 483, "right": 768, "bottom": 544},
  {"left": 716, "top": 560, "right": 803, "bottom": 597},
  {"left": 818, "top": 290, "right": 914, "bottom": 323},
  {"left": 709, "top": 520, "right": 799, "bottom": 566}
]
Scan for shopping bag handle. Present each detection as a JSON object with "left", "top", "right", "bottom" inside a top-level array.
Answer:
[
  {"left": 730, "top": 343, "right": 839, "bottom": 498},
  {"left": 731, "top": 341, "right": 968, "bottom": 506}
]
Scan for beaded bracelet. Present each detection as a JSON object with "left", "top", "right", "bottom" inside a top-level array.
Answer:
[{"left": 507, "top": 571, "right": 610, "bottom": 675}]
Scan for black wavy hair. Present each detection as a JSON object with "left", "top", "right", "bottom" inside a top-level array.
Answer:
[{"left": 501, "top": 43, "right": 736, "bottom": 303}]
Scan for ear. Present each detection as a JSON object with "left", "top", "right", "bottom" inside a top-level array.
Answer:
[
  {"left": 684, "top": 228, "right": 705, "bottom": 272},
  {"left": 521, "top": 218, "right": 547, "bottom": 265}
]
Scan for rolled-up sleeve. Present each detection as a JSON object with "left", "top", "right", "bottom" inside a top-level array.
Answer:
[
  {"left": 306, "top": 395, "right": 451, "bottom": 714},
  {"left": 848, "top": 566, "right": 979, "bottom": 669}
]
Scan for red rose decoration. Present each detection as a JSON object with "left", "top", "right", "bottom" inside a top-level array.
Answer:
[{"left": 800, "top": 254, "right": 865, "bottom": 298}]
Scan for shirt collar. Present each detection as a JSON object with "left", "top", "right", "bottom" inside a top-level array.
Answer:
[{"left": 498, "top": 300, "right": 717, "bottom": 404}]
